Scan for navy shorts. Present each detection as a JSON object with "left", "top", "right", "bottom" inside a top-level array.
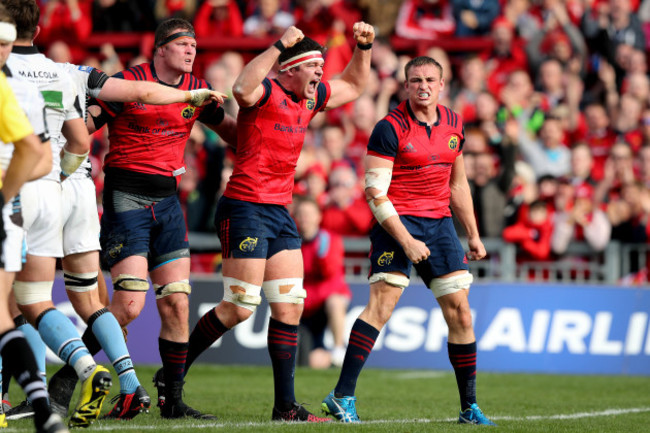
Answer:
[
  {"left": 369, "top": 216, "right": 468, "bottom": 287},
  {"left": 215, "top": 196, "right": 301, "bottom": 259},
  {"left": 100, "top": 194, "right": 189, "bottom": 270}
]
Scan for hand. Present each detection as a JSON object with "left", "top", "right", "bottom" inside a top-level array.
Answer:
[
  {"left": 598, "top": 60, "right": 616, "bottom": 90},
  {"left": 188, "top": 89, "right": 227, "bottom": 106},
  {"left": 460, "top": 10, "right": 479, "bottom": 29},
  {"left": 280, "top": 26, "right": 304, "bottom": 49},
  {"left": 403, "top": 237, "right": 430, "bottom": 264},
  {"left": 353, "top": 21, "right": 375, "bottom": 45},
  {"left": 504, "top": 119, "right": 520, "bottom": 141},
  {"left": 466, "top": 237, "right": 486, "bottom": 261},
  {"left": 549, "top": 1, "right": 570, "bottom": 26}
]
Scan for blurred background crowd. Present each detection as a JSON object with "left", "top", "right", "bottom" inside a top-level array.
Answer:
[{"left": 34, "top": 0, "right": 650, "bottom": 283}]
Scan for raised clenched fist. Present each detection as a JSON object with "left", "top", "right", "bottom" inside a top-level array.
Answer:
[
  {"left": 352, "top": 21, "right": 375, "bottom": 45},
  {"left": 280, "top": 26, "right": 305, "bottom": 49}
]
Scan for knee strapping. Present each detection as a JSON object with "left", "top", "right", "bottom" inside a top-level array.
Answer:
[
  {"left": 64, "top": 271, "right": 98, "bottom": 293},
  {"left": 154, "top": 279, "right": 191, "bottom": 299},
  {"left": 13, "top": 281, "right": 54, "bottom": 305},
  {"left": 222, "top": 277, "right": 262, "bottom": 312},
  {"left": 429, "top": 272, "right": 473, "bottom": 298},
  {"left": 112, "top": 274, "right": 149, "bottom": 292},
  {"left": 369, "top": 272, "right": 410, "bottom": 289},
  {"left": 262, "top": 278, "right": 306, "bottom": 304}
]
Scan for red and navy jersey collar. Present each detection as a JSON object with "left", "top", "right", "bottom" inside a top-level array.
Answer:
[
  {"left": 150, "top": 62, "right": 186, "bottom": 88},
  {"left": 405, "top": 100, "right": 441, "bottom": 127},
  {"left": 273, "top": 78, "right": 301, "bottom": 103}
]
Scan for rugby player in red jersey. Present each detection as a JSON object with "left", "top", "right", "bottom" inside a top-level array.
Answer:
[
  {"left": 321, "top": 56, "right": 496, "bottom": 426},
  {"left": 179, "top": 23, "right": 375, "bottom": 422},
  {"left": 81, "top": 18, "right": 235, "bottom": 420}
]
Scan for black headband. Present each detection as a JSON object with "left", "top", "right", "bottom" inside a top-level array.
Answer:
[{"left": 156, "top": 31, "right": 196, "bottom": 48}]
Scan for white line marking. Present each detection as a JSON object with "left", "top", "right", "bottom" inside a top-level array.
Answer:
[
  {"left": 391, "top": 371, "right": 446, "bottom": 380},
  {"left": 4, "top": 407, "right": 649, "bottom": 431}
]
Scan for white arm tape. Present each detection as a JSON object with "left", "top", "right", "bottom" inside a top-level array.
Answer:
[
  {"left": 369, "top": 200, "right": 398, "bottom": 224},
  {"left": 188, "top": 88, "right": 211, "bottom": 106},
  {"left": 365, "top": 167, "right": 392, "bottom": 198},
  {"left": 60, "top": 149, "right": 89, "bottom": 176}
]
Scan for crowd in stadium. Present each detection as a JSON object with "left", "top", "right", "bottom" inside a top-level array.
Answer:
[{"left": 35, "top": 0, "right": 650, "bottom": 257}]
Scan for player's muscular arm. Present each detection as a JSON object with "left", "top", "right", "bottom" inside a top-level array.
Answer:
[
  {"left": 326, "top": 22, "right": 375, "bottom": 109},
  {"left": 205, "top": 112, "right": 237, "bottom": 149},
  {"left": 365, "top": 154, "right": 430, "bottom": 264},
  {"left": 99, "top": 78, "right": 225, "bottom": 107},
  {"left": 449, "top": 155, "right": 486, "bottom": 261},
  {"left": 60, "top": 117, "right": 91, "bottom": 178},
  {"left": 233, "top": 26, "right": 304, "bottom": 107}
]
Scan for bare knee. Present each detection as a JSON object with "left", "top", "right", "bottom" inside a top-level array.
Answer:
[
  {"left": 216, "top": 301, "right": 253, "bottom": 328},
  {"left": 158, "top": 294, "right": 189, "bottom": 324},
  {"left": 110, "top": 297, "right": 145, "bottom": 326},
  {"left": 445, "top": 304, "right": 473, "bottom": 333}
]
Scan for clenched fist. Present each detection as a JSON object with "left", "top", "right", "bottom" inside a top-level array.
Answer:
[
  {"left": 280, "top": 26, "right": 305, "bottom": 49},
  {"left": 353, "top": 21, "right": 375, "bottom": 45}
]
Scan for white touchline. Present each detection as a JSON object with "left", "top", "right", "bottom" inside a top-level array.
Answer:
[{"left": 6, "top": 407, "right": 644, "bottom": 431}]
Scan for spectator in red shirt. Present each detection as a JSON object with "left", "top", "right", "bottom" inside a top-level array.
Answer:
[
  {"left": 503, "top": 199, "right": 554, "bottom": 260},
  {"left": 193, "top": 0, "right": 243, "bottom": 38},
  {"left": 342, "top": 94, "right": 376, "bottom": 174},
  {"left": 294, "top": 197, "right": 351, "bottom": 369},
  {"left": 321, "top": 164, "right": 373, "bottom": 236},
  {"left": 552, "top": 182, "right": 612, "bottom": 254},
  {"left": 451, "top": 55, "right": 487, "bottom": 125},
  {"left": 395, "top": 0, "right": 456, "bottom": 40},
  {"left": 481, "top": 16, "right": 528, "bottom": 97},
  {"left": 582, "top": 102, "right": 619, "bottom": 181},
  {"left": 38, "top": 0, "right": 93, "bottom": 64},
  {"left": 613, "top": 93, "right": 644, "bottom": 152}
]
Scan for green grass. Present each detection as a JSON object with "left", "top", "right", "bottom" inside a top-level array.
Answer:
[{"left": 5, "top": 364, "right": 650, "bottom": 432}]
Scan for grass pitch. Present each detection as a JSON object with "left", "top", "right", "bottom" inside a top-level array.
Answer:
[{"left": 5, "top": 364, "right": 650, "bottom": 432}]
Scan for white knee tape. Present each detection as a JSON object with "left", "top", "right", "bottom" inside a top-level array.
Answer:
[
  {"left": 153, "top": 279, "right": 191, "bottom": 299},
  {"left": 13, "top": 281, "right": 54, "bottom": 305},
  {"left": 429, "top": 272, "right": 473, "bottom": 298},
  {"left": 369, "top": 272, "right": 410, "bottom": 289},
  {"left": 64, "top": 271, "right": 98, "bottom": 293},
  {"left": 262, "top": 278, "right": 306, "bottom": 304},
  {"left": 223, "top": 277, "right": 262, "bottom": 312}
]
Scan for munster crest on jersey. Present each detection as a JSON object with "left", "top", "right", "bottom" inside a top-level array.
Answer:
[
  {"left": 306, "top": 98, "right": 315, "bottom": 110},
  {"left": 181, "top": 105, "right": 196, "bottom": 119},
  {"left": 448, "top": 135, "right": 459, "bottom": 151}
]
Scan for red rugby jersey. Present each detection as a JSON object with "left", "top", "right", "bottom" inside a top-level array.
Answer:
[
  {"left": 224, "top": 78, "right": 330, "bottom": 205},
  {"left": 367, "top": 101, "right": 464, "bottom": 218},
  {"left": 98, "top": 63, "right": 224, "bottom": 177}
]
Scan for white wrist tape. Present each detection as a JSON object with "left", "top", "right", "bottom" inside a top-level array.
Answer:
[
  {"left": 188, "top": 88, "right": 211, "bottom": 106},
  {"left": 60, "top": 149, "right": 89, "bottom": 176},
  {"left": 369, "top": 199, "right": 398, "bottom": 224},
  {"left": 365, "top": 167, "right": 392, "bottom": 198}
]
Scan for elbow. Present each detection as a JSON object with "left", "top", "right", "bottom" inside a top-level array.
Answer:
[
  {"left": 136, "top": 90, "right": 154, "bottom": 104},
  {"left": 232, "top": 83, "right": 247, "bottom": 104}
]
